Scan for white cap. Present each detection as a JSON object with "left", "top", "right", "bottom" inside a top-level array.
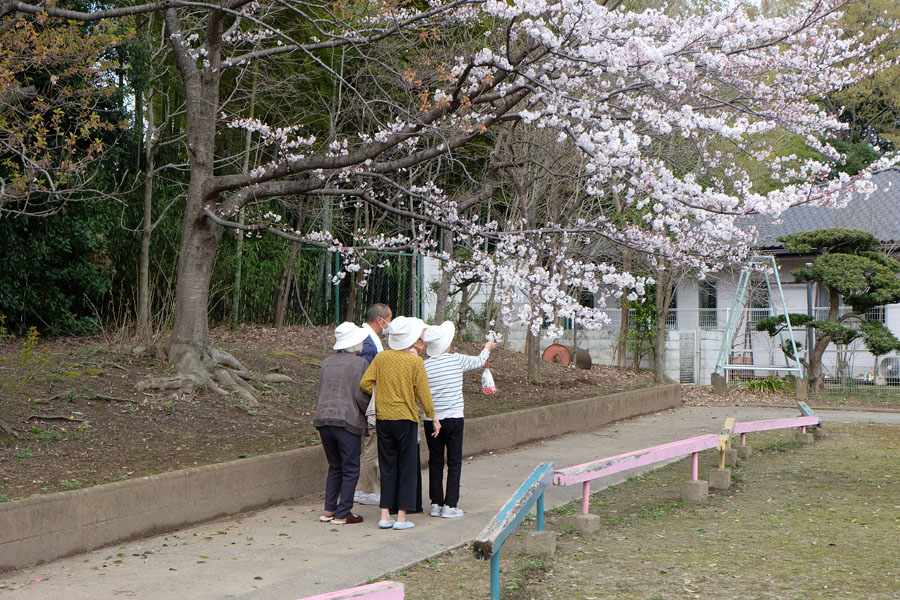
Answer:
[
  {"left": 333, "top": 322, "right": 369, "bottom": 351},
  {"left": 387, "top": 316, "right": 426, "bottom": 350},
  {"left": 423, "top": 321, "right": 455, "bottom": 357}
]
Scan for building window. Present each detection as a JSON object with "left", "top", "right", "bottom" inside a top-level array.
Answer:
[
  {"left": 665, "top": 288, "right": 678, "bottom": 329},
  {"left": 699, "top": 280, "right": 717, "bottom": 329},
  {"left": 748, "top": 285, "right": 769, "bottom": 326},
  {"left": 815, "top": 284, "right": 829, "bottom": 320},
  {"left": 868, "top": 305, "right": 886, "bottom": 323}
]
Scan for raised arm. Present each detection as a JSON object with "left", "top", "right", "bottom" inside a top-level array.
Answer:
[{"left": 458, "top": 341, "right": 496, "bottom": 372}]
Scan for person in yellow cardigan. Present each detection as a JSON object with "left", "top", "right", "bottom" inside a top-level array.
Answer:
[{"left": 360, "top": 316, "right": 441, "bottom": 530}]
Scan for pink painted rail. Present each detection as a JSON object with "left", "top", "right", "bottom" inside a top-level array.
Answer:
[
  {"left": 733, "top": 416, "right": 819, "bottom": 447},
  {"left": 554, "top": 408, "right": 821, "bottom": 515},
  {"left": 553, "top": 434, "right": 719, "bottom": 515},
  {"left": 297, "top": 581, "right": 403, "bottom": 600}
]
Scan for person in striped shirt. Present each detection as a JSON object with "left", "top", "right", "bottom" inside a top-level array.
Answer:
[{"left": 422, "top": 321, "right": 497, "bottom": 519}]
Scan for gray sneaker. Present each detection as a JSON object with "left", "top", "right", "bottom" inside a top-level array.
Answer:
[
  {"left": 357, "top": 492, "right": 380, "bottom": 505},
  {"left": 429, "top": 503, "right": 443, "bottom": 517},
  {"left": 441, "top": 506, "right": 464, "bottom": 518}
]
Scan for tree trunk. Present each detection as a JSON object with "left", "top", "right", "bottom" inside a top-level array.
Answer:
[
  {"left": 231, "top": 68, "right": 257, "bottom": 330},
  {"left": 653, "top": 300, "right": 668, "bottom": 384},
  {"left": 632, "top": 332, "right": 643, "bottom": 371},
  {"left": 165, "top": 8, "right": 229, "bottom": 385},
  {"left": 653, "top": 271, "right": 674, "bottom": 384},
  {"left": 136, "top": 87, "right": 155, "bottom": 342},
  {"left": 456, "top": 283, "right": 472, "bottom": 333},
  {"left": 344, "top": 267, "right": 363, "bottom": 323},
  {"left": 804, "top": 287, "right": 841, "bottom": 394},
  {"left": 274, "top": 242, "right": 301, "bottom": 343},
  {"left": 168, "top": 192, "right": 224, "bottom": 377},
  {"left": 615, "top": 250, "right": 633, "bottom": 368},
  {"left": 433, "top": 229, "right": 453, "bottom": 322},
  {"left": 525, "top": 326, "right": 543, "bottom": 383},
  {"left": 808, "top": 335, "right": 832, "bottom": 394}
]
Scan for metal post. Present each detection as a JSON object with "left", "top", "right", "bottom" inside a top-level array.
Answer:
[
  {"left": 806, "top": 263, "right": 814, "bottom": 364},
  {"left": 691, "top": 452, "right": 699, "bottom": 481},
  {"left": 582, "top": 481, "right": 590, "bottom": 515},
  {"left": 490, "top": 553, "right": 500, "bottom": 600},
  {"left": 741, "top": 433, "right": 747, "bottom": 446},
  {"left": 537, "top": 493, "right": 545, "bottom": 532}
]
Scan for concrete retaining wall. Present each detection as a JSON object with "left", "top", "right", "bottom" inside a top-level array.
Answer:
[{"left": 0, "top": 384, "right": 679, "bottom": 572}]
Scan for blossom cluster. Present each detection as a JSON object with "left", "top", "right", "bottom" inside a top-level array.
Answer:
[{"left": 208, "top": 0, "right": 899, "bottom": 336}]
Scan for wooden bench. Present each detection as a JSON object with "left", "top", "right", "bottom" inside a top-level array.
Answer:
[
  {"left": 552, "top": 434, "right": 720, "bottom": 514},
  {"left": 473, "top": 462, "right": 554, "bottom": 600}
]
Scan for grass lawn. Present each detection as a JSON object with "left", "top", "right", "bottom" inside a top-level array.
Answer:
[{"left": 391, "top": 423, "right": 900, "bottom": 599}]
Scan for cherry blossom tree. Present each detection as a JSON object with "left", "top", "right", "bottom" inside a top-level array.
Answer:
[{"left": 4, "top": 0, "right": 896, "bottom": 401}]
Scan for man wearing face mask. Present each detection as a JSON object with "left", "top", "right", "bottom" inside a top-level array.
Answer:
[{"left": 354, "top": 303, "right": 392, "bottom": 505}]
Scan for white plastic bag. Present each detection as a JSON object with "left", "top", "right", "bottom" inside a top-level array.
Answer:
[{"left": 481, "top": 365, "right": 497, "bottom": 395}]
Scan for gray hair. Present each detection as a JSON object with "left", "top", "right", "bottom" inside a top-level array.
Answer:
[{"left": 365, "top": 303, "right": 392, "bottom": 324}]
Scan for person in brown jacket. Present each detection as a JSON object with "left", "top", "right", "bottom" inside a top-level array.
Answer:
[{"left": 314, "top": 322, "right": 372, "bottom": 525}]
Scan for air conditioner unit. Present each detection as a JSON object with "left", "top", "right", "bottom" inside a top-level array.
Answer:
[{"left": 880, "top": 356, "right": 899, "bottom": 384}]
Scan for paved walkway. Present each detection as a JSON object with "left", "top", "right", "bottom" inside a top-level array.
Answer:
[{"left": 3, "top": 406, "right": 899, "bottom": 599}]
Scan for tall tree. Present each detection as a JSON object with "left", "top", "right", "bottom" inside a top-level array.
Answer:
[{"left": 3, "top": 0, "right": 895, "bottom": 402}]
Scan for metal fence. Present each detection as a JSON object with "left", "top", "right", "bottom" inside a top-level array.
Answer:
[{"left": 212, "top": 249, "right": 423, "bottom": 327}]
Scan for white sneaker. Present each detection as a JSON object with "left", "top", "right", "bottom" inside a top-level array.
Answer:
[
  {"left": 353, "top": 490, "right": 363, "bottom": 502},
  {"left": 441, "top": 506, "right": 464, "bottom": 518},
  {"left": 357, "top": 492, "right": 380, "bottom": 505},
  {"left": 429, "top": 503, "right": 443, "bottom": 517}
]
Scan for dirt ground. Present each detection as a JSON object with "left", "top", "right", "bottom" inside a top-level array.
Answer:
[
  {"left": 0, "top": 326, "right": 655, "bottom": 501},
  {"left": 395, "top": 423, "right": 900, "bottom": 600}
]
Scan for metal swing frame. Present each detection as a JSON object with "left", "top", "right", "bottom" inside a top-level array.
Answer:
[{"left": 713, "top": 255, "right": 804, "bottom": 378}]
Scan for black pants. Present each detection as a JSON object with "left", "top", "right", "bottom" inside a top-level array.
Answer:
[
  {"left": 377, "top": 420, "right": 419, "bottom": 513},
  {"left": 424, "top": 417, "right": 464, "bottom": 508},
  {"left": 389, "top": 444, "right": 423, "bottom": 515},
  {"left": 318, "top": 425, "right": 361, "bottom": 519}
]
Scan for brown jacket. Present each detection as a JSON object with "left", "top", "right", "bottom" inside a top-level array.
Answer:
[{"left": 314, "top": 352, "right": 371, "bottom": 436}]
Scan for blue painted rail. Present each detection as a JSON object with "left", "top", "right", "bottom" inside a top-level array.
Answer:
[{"left": 473, "top": 461, "right": 554, "bottom": 600}]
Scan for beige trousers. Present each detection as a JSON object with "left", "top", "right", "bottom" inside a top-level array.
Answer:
[{"left": 357, "top": 432, "right": 380, "bottom": 494}]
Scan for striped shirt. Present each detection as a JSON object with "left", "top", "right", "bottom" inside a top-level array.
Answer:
[{"left": 423, "top": 348, "right": 490, "bottom": 420}]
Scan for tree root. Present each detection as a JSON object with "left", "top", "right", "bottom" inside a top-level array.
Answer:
[
  {"left": 87, "top": 394, "right": 136, "bottom": 403},
  {"left": 136, "top": 345, "right": 291, "bottom": 408},
  {"left": 27, "top": 414, "right": 86, "bottom": 422},
  {"left": 0, "top": 418, "right": 19, "bottom": 439}
]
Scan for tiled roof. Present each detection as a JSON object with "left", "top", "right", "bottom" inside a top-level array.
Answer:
[{"left": 746, "top": 167, "right": 900, "bottom": 249}]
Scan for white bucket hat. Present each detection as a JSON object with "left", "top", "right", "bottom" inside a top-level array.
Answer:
[
  {"left": 423, "top": 321, "right": 455, "bottom": 357},
  {"left": 387, "top": 316, "right": 426, "bottom": 350},
  {"left": 333, "top": 321, "right": 369, "bottom": 351}
]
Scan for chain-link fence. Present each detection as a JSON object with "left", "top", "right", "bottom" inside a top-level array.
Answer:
[{"left": 213, "top": 249, "right": 423, "bottom": 328}]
